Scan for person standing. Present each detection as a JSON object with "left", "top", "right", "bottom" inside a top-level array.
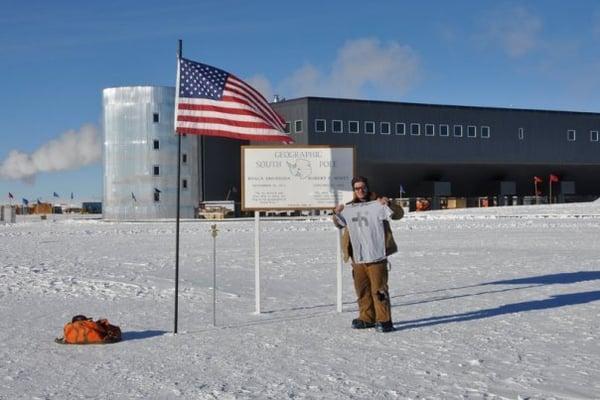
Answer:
[{"left": 333, "top": 176, "right": 404, "bottom": 332}]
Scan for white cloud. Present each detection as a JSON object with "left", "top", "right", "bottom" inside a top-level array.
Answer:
[
  {"left": 274, "top": 38, "right": 421, "bottom": 99},
  {"left": 245, "top": 74, "right": 275, "bottom": 102},
  {"left": 0, "top": 124, "right": 101, "bottom": 182},
  {"left": 480, "top": 6, "right": 542, "bottom": 58}
]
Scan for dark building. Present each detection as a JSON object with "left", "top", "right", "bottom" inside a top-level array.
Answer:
[{"left": 270, "top": 97, "right": 600, "bottom": 206}]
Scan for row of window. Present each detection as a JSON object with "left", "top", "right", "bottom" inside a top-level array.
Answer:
[
  {"left": 566, "top": 129, "right": 600, "bottom": 142},
  {"left": 285, "top": 120, "right": 600, "bottom": 142},
  {"left": 285, "top": 119, "right": 492, "bottom": 138},
  {"left": 518, "top": 128, "right": 599, "bottom": 142},
  {"left": 158, "top": 109, "right": 598, "bottom": 142}
]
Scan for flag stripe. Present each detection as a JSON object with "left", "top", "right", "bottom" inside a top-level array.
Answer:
[
  {"left": 177, "top": 115, "right": 274, "bottom": 129},
  {"left": 228, "top": 76, "right": 286, "bottom": 126},
  {"left": 178, "top": 102, "right": 268, "bottom": 119},
  {"left": 178, "top": 96, "right": 280, "bottom": 126},
  {"left": 177, "top": 108, "right": 273, "bottom": 123},
  {"left": 222, "top": 88, "right": 283, "bottom": 130},
  {"left": 221, "top": 90, "right": 281, "bottom": 126},
  {"left": 177, "top": 120, "right": 288, "bottom": 136},
  {"left": 226, "top": 78, "right": 285, "bottom": 128},
  {"left": 177, "top": 127, "right": 292, "bottom": 142}
]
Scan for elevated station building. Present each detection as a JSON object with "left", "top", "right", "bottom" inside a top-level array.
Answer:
[
  {"left": 273, "top": 97, "right": 600, "bottom": 206},
  {"left": 102, "top": 87, "right": 600, "bottom": 219}
]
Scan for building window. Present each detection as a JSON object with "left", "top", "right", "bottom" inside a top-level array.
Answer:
[
  {"left": 481, "top": 126, "right": 490, "bottom": 138},
  {"left": 332, "top": 120, "right": 343, "bottom": 133},
  {"left": 380, "top": 122, "right": 391, "bottom": 135},
  {"left": 467, "top": 125, "right": 476, "bottom": 138},
  {"left": 567, "top": 129, "right": 576, "bottom": 141},
  {"left": 153, "top": 165, "right": 160, "bottom": 176},
  {"left": 364, "top": 121, "right": 375, "bottom": 135},
  {"left": 395, "top": 122, "right": 406, "bottom": 135},
  {"left": 518, "top": 127, "right": 525, "bottom": 140},
  {"left": 315, "top": 119, "right": 326, "bottom": 133},
  {"left": 153, "top": 113, "right": 159, "bottom": 123},
  {"left": 182, "top": 179, "right": 188, "bottom": 189},
  {"left": 182, "top": 153, "right": 187, "bottom": 164},
  {"left": 294, "top": 120, "right": 303, "bottom": 133},
  {"left": 453, "top": 125, "right": 463, "bottom": 137},
  {"left": 410, "top": 123, "right": 420, "bottom": 136},
  {"left": 154, "top": 190, "right": 160, "bottom": 202},
  {"left": 591, "top": 130, "right": 599, "bottom": 142},
  {"left": 153, "top": 139, "right": 160, "bottom": 150},
  {"left": 439, "top": 124, "right": 449, "bottom": 137},
  {"left": 425, "top": 124, "right": 435, "bottom": 136},
  {"left": 349, "top": 120, "right": 359, "bottom": 134},
  {"left": 284, "top": 122, "right": 291, "bottom": 133}
]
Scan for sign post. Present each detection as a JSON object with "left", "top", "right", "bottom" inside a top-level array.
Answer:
[
  {"left": 211, "top": 224, "right": 218, "bottom": 326},
  {"left": 241, "top": 145, "right": 355, "bottom": 313}
]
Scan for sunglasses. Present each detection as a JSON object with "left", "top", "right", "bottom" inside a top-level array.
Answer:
[{"left": 353, "top": 185, "right": 368, "bottom": 192}]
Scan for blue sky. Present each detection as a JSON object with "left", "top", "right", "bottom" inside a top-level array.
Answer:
[{"left": 2, "top": 1, "right": 600, "bottom": 201}]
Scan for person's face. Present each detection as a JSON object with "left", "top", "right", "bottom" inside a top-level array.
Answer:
[{"left": 353, "top": 182, "right": 368, "bottom": 200}]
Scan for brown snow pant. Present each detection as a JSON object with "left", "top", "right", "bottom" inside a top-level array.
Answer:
[{"left": 352, "top": 260, "right": 392, "bottom": 323}]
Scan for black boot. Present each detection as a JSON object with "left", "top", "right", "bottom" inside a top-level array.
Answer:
[
  {"left": 374, "top": 321, "right": 394, "bottom": 333},
  {"left": 351, "top": 319, "right": 375, "bottom": 329}
]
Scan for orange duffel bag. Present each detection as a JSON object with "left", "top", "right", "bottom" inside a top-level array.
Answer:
[{"left": 56, "top": 315, "right": 121, "bottom": 344}]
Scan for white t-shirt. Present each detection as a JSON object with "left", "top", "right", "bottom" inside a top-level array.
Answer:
[{"left": 338, "top": 200, "right": 393, "bottom": 263}]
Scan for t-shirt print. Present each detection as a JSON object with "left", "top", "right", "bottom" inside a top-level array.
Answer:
[{"left": 340, "top": 200, "right": 393, "bottom": 263}]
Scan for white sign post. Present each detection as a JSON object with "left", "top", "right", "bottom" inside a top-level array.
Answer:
[
  {"left": 242, "top": 146, "right": 354, "bottom": 314},
  {"left": 254, "top": 211, "right": 261, "bottom": 314}
]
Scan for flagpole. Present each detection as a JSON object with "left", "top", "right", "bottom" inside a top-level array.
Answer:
[
  {"left": 549, "top": 178, "right": 552, "bottom": 204},
  {"left": 174, "top": 39, "right": 183, "bottom": 334}
]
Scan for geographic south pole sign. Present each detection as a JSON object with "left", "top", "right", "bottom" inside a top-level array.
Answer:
[
  {"left": 242, "top": 145, "right": 355, "bottom": 210},
  {"left": 242, "top": 145, "right": 355, "bottom": 315}
]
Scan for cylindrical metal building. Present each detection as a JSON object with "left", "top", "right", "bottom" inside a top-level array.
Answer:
[{"left": 103, "top": 86, "right": 199, "bottom": 219}]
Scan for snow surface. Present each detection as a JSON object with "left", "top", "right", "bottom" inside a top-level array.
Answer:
[{"left": 1, "top": 203, "right": 600, "bottom": 399}]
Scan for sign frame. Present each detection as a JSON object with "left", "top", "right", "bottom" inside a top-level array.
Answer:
[{"left": 241, "top": 145, "right": 356, "bottom": 211}]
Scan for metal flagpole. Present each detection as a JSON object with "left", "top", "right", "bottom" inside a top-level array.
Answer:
[{"left": 174, "top": 39, "right": 183, "bottom": 334}]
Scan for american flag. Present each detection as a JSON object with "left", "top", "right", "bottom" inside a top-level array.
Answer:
[{"left": 175, "top": 58, "right": 293, "bottom": 143}]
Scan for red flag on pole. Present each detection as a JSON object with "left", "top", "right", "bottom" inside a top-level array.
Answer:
[
  {"left": 533, "top": 176, "right": 543, "bottom": 184},
  {"left": 549, "top": 174, "right": 559, "bottom": 183}
]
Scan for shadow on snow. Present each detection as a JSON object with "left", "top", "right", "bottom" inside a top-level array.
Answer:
[
  {"left": 395, "top": 290, "right": 600, "bottom": 331},
  {"left": 391, "top": 270, "right": 600, "bottom": 307},
  {"left": 121, "top": 330, "right": 167, "bottom": 341},
  {"left": 483, "top": 270, "right": 600, "bottom": 286}
]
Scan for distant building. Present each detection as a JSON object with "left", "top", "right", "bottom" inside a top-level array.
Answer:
[
  {"left": 272, "top": 97, "right": 600, "bottom": 205},
  {"left": 81, "top": 202, "right": 102, "bottom": 214},
  {"left": 102, "top": 88, "right": 600, "bottom": 219}
]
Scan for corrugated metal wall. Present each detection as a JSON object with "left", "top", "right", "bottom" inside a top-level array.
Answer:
[{"left": 103, "top": 86, "right": 199, "bottom": 219}]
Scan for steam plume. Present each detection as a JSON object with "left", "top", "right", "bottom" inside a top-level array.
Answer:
[{"left": 0, "top": 124, "right": 101, "bottom": 182}]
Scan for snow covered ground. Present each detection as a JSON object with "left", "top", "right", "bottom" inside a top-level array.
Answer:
[{"left": 1, "top": 203, "right": 599, "bottom": 399}]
